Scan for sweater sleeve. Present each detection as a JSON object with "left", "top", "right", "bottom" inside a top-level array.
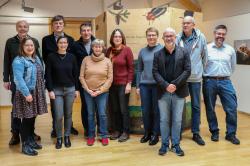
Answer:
[
  {"left": 126, "top": 47, "right": 134, "bottom": 84},
  {"left": 99, "top": 59, "right": 113, "bottom": 93},
  {"left": 79, "top": 57, "right": 89, "bottom": 91},
  {"left": 3, "top": 40, "right": 11, "bottom": 82}
]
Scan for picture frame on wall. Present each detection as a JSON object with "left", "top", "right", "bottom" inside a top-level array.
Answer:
[{"left": 234, "top": 39, "right": 250, "bottom": 65}]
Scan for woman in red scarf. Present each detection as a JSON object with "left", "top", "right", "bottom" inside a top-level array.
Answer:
[{"left": 106, "top": 29, "right": 134, "bottom": 142}]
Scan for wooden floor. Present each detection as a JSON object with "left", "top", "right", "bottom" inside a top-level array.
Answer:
[{"left": 0, "top": 103, "right": 250, "bottom": 166}]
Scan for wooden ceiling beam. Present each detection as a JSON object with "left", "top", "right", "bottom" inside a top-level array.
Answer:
[{"left": 178, "top": 0, "right": 201, "bottom": 12}]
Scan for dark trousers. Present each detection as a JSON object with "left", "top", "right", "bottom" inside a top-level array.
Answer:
[
  {"left": 10, "top": 82, "right": 21, "bottom": 134},
  {"left": 188, "top": 82, "right": 201, "bottom": 134},
  {"left": 139, "top": 84, "right": 160, "bottom": 136},
  {"left": 20, "top": 117, "right": 36, "bottom": 142},
  {"left": 79, "top": 87, "right": 88, "bottom": 133},
  {"left": 109, "top": 85, "right": 130, "bottom": 133}
]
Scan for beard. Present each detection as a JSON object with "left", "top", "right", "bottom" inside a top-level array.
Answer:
[{"left": 215, "top": 37, "right": 224, "bottom": 43}]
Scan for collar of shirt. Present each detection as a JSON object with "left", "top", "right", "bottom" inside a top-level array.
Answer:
[
  {"left": 54, "top": 32, "right": 64, "bottom": 41},
  {"left": 16, "top": 34, "right": 29, "bottom": 41},
  {"left": 211, "top": 41, "right": 226, "bottom": 49}
]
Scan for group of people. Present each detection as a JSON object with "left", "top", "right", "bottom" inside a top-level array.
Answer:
[{"left": 3, "top": 14, "right": 240, "bottom": 157}]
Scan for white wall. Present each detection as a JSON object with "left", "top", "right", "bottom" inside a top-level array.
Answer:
[
  {"left": 0, "top": 0, "right": 103, "bottom": 18},
  {"left": 0, "top": 17, "right": 49, "bottom": 106},
  {"left": 201, "top": 0, "right": 250, "bottom": 21},
  {"left": 0, "top": 0, "right": 104, "bottom": 106},
  {"left": 198, "top": 13, "right": 250, "bottom": 114}
]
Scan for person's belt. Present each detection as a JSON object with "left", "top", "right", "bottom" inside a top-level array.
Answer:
[{"left": 204, "top": 76, "right": 230, "bottom": 80}]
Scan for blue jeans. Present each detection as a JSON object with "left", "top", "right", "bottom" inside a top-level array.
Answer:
[
  {"left": 158, "top": 92, "right": 184, "bottom": 146},
  {"left": 188, "top": 82, "right": 201, "bottom": 134},
  {"left": 84, "top": 91, "right": 108, "bottom": 138},
  {"left": 139, "top": 84, "right": 160, "bottom": 136},
  {"left": 202, "top": 78, "right": 237, "bottom": 136},
  {"left": 54, "top": 86, "right": 75, "bottom": 138}
]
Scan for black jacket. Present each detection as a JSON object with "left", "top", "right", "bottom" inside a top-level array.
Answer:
[
  {"left": 152, "top": 46, "right": 191, "bottom": 98},
  {"left": 69, "top": 35, "right": 96, "bottom": 69},
  {"left": 3, "top": 35, "right": 41, "bottom": 83},
  {"left": 42, "top": 33, "right": 74, "bottom": 64}
]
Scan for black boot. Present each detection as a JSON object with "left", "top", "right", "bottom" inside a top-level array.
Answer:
[
  {"left": 71, "top": 127, "right": 79, "bottom": 135},
  {"left": 9, "top": 133, "right": 20, "bottom": 145},
  {"left": 64, "top": 136, "right": 71, "bottom": 148},
  {"left": 28, "top": 137, "right": 42, "bottom": 150},
  {"left": 140, "top": 134, "right": 151, "bottom": 143},
  {"left": 149, "top": 135, "right": 159, "bottom": 145},
  {"left": 33, "top": 133, "right": 41, "bottom": 141},
  {"left": 55, "top": 137, "right": 63, "bottom": 149},
  {"left": 22, "top": 142, "right": 38, "bottom": 156}
]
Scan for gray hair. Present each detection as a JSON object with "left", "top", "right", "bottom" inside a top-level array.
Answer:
[
  {"left": 91, "top": 39, "right": 105, "bottom": 47},
  {"left": 183, "top": 16, "right": 195, "bottom": 24},
  {"left": 163, "top": 27, "right": 176, "bottom": 35},
  {"left": 16, "top": 20, "right": 29, "bottom": 28}
]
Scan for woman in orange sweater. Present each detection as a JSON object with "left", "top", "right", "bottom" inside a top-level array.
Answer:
[{"left": 79, "top": 39, "right": 113, "bottom": 146}]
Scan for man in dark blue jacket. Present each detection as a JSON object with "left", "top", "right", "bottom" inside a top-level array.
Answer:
[{"left": 70, "top": 23, "right": 96, "bottom": 137}]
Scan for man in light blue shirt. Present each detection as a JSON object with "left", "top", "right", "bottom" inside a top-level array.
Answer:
[{"left": 203, "top": 25, "right": 240, "bottom": 145}]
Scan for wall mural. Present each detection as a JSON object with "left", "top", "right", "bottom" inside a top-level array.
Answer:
[
  {"left": 144, "top": 3, "right": 169, "bottom": 24},
  {"left": 107, "top": 0, "right": 130, "bottom": 25}
]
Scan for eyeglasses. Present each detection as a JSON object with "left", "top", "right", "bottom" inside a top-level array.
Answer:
[
  {"left": 147, "top": 34, "right": 157, "bottom": 37},
  {"left": 163, "top": 35, "right": 175, "bottom": 38},
  {"left": 215, "top": 32, "right": 226, "bottom": 36},
  {"left": 114, "top": 35, "right": 122, "bottom": 38}
]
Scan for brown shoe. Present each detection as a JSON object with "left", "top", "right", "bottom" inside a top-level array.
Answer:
[
  {"left": 110, "top": 131, "right": 120, "bottom": 140},
  {"left": 118, "top": 132, "right": 129, "bottom": 142}
]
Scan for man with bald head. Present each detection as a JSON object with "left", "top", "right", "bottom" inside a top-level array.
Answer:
[
  {"left": 176, "top": 16, "right": 208, "bottom": 146},
  {"left": 153, "top": 27, "right": 191, "bottom": 156},
  {"left": 3, "top": 20, "right": 42, "bottom": 145}
]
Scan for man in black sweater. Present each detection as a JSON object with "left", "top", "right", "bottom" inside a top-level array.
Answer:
[
  {"left": 42, "top": 15, "right": 78, "bottom": 137},
  {"left": 3, "top": 20, "right": 42, "bottom": 145},
  {"left": 70, "top": 23, "right": 96, "bottom": 137}
]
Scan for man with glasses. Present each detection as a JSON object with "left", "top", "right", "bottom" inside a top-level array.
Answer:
[
  {"left": 136, "top": 27, "right": 162, "bottom": 146},
  {"left": 153, "top": 27, "right": 191, "bottom": 156},
  {"left": 203, "top": 25, "right": 240, "bottom": 145},
  {"left": 3, "top": 20, "right": 42, "bottom": 145},
  {"left": 176, "top": 16, "right": 208, "bottom": 146}
]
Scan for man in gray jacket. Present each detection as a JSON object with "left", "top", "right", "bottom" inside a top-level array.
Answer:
[{"left": 176, "top": 16, "right": 208, "bottom": 146}]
